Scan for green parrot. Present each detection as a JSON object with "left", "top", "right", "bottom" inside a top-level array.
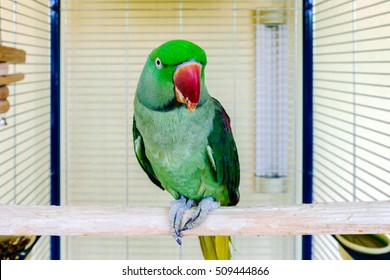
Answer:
[{"left": 133, "top": 40, "right": 240, "bottom": 260}]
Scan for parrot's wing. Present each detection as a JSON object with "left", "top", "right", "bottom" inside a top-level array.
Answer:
[
  {"left": 133, "top": 116, "right": 164, "bottom": 190},
  {"left": 206, "top": 98, "right": 240, "bottom": 206}
]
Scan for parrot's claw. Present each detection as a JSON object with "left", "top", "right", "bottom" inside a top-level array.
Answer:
[
  {"left": 169, "top": 195, "right": 194, "bottom": 245},
  {"left": 181, "top": 197, "right": 220, "bottom": 232}
]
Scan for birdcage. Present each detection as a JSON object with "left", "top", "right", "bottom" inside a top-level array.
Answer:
[{"left": 0, "top": 0, "right": 389, "bottom": 260}]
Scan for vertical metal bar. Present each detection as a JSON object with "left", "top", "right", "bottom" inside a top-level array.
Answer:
[
  {"left": 50, "top": 0, "right": 61, "bottom": 260},
  {"left": 302, "top": 0, "right": 314, "bottom": 260}
]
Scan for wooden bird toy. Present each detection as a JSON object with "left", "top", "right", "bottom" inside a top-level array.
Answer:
[{"left": 0, "top": 45, "right": 26, "bottom": 126}]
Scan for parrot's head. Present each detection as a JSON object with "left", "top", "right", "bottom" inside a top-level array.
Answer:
[{"left": 136, "top": 40, "right": 208, "bottom": 112}]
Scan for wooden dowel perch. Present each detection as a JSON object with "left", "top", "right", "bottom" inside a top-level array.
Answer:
[
  {"left": 0, "top": 45, "right": 26, "bottom": 63},
  {"left": 0, "top": 201, "right": 389, "bottom": 237},
  {"left": 0, "top": 73, "right": 24, "bottom": 85}
]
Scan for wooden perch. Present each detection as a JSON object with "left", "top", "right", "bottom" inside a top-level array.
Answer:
[
  {"left": 0, "top": 73, "right": 24, "bottom": 86},
  {"left": 1, "top": 201, "right": 389, "bottom": 237},
  {"left": 0, "top": 45, "right": 26, "bottom": 63}
]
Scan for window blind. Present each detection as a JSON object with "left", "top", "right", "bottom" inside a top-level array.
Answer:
[
  {"left": 62, "top": 0, "right": 301, "bottom": 259},
  {"left": 0, "top": 0, "right": 51, "bottom": 259},
  {"left": 312, "top": 0, "right": 390, "bottom": 259}
]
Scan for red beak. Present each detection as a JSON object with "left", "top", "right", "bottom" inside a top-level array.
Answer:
[{"left": 173, "top": 62, "right": 201, "bottom": 112}]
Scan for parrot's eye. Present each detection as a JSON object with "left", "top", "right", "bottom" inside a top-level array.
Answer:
[{"left": 155, "top": 57, "right": 163, "bottom": 69}]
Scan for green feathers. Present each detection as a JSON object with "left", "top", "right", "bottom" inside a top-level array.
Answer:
[
  {"left": 207, "top": 99, "right": 240, "bottom": 206},
  {"left": 133, "top": 40, "right": 240, "bottom": 259},
  {"left": 136, "top": 40, "right": 208, "bottom": 111},
  {"left": 150, "top": 40, "right": 207, "bottom": 67}
]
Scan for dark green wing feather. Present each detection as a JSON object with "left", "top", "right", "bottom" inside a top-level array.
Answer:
[
  {"left": 132, "top": 116, "right": 164, "bottom": 190},
  {"left": 207, "top": 98, "right": 240, "bottom": 206}
]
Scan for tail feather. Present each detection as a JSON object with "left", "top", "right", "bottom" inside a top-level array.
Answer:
[{"left": 198, "top": 236, "right": 231, "bottom": 260}]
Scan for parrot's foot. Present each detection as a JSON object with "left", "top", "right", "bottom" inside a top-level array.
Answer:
[
  {"left": 169, "top": 195, "right": 194, "bottom": 245},
  {"left": 181, "top": 197, "right": 220, "bottom": 232}
]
